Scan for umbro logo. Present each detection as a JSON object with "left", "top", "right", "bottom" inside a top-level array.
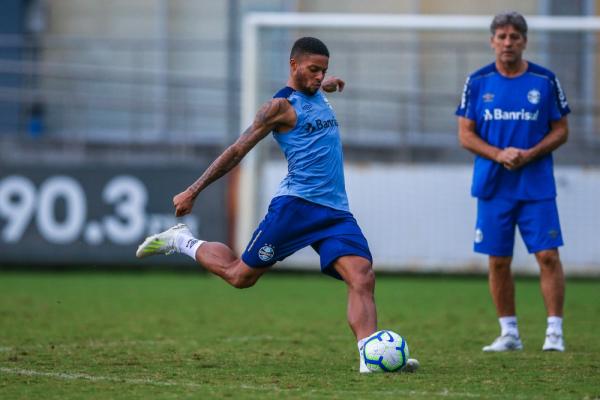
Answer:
[{"left": 186, "top": 239, "right": 198, "bottom": 248}]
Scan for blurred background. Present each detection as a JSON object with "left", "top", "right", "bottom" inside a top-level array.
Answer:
[{"left": 1, "top": 0, "right": 598, "bottom": 276}]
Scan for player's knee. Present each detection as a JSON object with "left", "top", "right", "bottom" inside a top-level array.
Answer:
[
  {"left": 228, "top": 274, "right": 255, "bottom": 289},
  {"left": 347, "top": 263, "right": 375, "bottom": 292},
  {"left": 537, "top": 250, "right": 560, "bottom": 269},
  {"left": 489, "top": 256, "right": 512, "bottom": 270}
]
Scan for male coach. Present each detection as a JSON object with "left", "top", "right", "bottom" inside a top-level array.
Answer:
[
  {"left": 136, "top": 37, "right": 418, "bottom": 372},
  {"left": 456, "top": 12, "right": 569, "bottom": 352}
]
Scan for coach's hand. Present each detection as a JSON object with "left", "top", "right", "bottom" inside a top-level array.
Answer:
[
  {"left": 497, "top": 147, "right": 523, "bottom": 170},
  {"left": 321, "top": 76, "right": 345, "bottom": 93},
  {"left": 173, "top": 190, "right": 195, "bottom": 217},
  {"left": 508, "top": 148, "right": 534, "bottom": 170}
]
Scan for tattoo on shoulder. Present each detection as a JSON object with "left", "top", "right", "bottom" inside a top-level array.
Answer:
[{"left": 256, "top": 99, "right": 286, "bottom": 124}]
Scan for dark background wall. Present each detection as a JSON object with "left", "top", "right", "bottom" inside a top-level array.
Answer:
[{"left": 0, "top": 0, "right": 25, "bottom": 136}]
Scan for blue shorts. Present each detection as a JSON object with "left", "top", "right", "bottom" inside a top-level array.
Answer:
[
  {"left": 241, "top": 195, "right": 372, "bottom": 280},
  {"left": 474, "top": 197, "right": 563, "bottom": 256}
]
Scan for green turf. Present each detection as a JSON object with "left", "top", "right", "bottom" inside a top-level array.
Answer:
[{"left": 0, "top": 271, "right": 599, "bottom": 399}]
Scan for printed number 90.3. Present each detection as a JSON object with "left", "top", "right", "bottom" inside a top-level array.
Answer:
[{"left": 0, "top": 175, "right": 147, "bottom": 245}]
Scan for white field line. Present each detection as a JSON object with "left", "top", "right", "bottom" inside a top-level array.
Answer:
[
  {"left": 0, "top": 366, "right": 527, "bottom": 399},
  {"left": 0, "top": 339, "right": 180, "bottom": 353},
  {"left": 0, "top": 367, "right": 202, "bottom": 388}
]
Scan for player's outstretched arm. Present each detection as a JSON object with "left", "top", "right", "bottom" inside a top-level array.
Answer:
[{"left": 173, "top": 98, "right": 295, "bottom": 217}]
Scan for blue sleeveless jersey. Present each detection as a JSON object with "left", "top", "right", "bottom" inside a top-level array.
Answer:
[
  {"left": 456, "top": 62, "right": 570, "bottom": 200},
  {"left": 271, "top": 87, "right": 349, "bottom": 211}
]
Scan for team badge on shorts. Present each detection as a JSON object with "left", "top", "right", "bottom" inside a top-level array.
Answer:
[
  {"left": 258, "top": 244, "right": 275, "bottom": 261},
  {"left": 527, "top": 89, "right": 541, "bottom": 104},
  {"left": 475, "top": 228, "right": 484, "bottom": 244}
]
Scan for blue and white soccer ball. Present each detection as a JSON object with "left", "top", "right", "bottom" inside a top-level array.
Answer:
[{"left": 362, "top": 330, "right": 409, "bottom": 372}]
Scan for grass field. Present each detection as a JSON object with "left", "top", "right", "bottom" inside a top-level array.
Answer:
[{"left": 0, "top": 271, "right": 599, "bottom": 399}]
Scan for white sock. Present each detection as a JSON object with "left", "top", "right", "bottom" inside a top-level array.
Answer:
[
  {"left": 175, "top": 232, "right": 205, "bottom": 260},
  {"left": 547, "top": 316, "right": 563, "bottom": 336},
  {"left": 358, "top": 337, "right": 369, "bottom": 373},
  {"left": 499, "top": 316, "right": 519, "bottom": 338}
]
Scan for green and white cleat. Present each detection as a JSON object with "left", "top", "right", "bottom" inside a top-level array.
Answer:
[{"left": 135, "top": 223, "right": 191, "bottom": 258}]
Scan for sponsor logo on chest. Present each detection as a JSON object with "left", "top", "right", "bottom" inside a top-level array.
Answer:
[
  {"left": 483, "top": 108, "right": 539, "bottom": 121},
  {"left": 305, "top": 118, "right": 339, "bottom": 133},
  {"left": 481, "top": 87, "right": 542, "bottom": 121}
]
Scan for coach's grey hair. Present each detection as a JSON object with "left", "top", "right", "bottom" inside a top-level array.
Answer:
[{"left": 490, "top": 11, "right": 528, "bottom": 38}]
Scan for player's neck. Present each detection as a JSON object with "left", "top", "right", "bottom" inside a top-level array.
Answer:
[
  {"left": 287, "top": 79, "right": 317, "bottom": 96},
  {"left": 287, "top": 78, "right": 303, "bottom": 93},
  {"left": 496, "top": 59, "right": 528, "bottom": 78}
]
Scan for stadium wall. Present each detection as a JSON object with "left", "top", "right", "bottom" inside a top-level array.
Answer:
[
  {"left": 262, "top": 162, "right": 600, "bottom": 277},
  {"left": 1, "top": 162, "right": 598, "bottom": 277},
  {"left": 0, "top": 162, "right": 227, "bottom": 266}
]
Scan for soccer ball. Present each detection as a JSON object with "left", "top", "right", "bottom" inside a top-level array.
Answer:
[{"left": 362, "top": 330, "right": 409, "bottom": 372}]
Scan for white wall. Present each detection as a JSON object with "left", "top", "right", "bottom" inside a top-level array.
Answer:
[{"left": 261, "top": 162, "right": 600, "bottom": 276}]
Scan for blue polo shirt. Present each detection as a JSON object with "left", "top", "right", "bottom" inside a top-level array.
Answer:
[{"left": 456, "top": 62, "right": 570, "bottom": 200}]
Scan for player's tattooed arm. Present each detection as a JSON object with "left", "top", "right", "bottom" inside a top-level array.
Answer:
[{"left": 173, "top": 98, "right": 295, "bottom": 216}]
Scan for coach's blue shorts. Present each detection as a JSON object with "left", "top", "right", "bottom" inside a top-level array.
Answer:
[
  {"left": 241, "top": 195, "right": 372, "bottom": 280},
  {"left": 474, "top": 197, "right": 563, "bottom": 257}
]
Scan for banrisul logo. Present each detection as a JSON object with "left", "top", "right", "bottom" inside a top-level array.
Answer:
[
  {"left": 315, "top": 118, "right": 338, "bottom": 130},
  {"left": 305, "top": 119, "right": 337, "bottom": 133},
  {"left": 483, "top": 108, "right": 539, "bottom": 121}
]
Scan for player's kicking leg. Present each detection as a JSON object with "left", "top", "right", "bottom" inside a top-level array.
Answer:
[
  {"left": 136, "top": 223, "right": 197, "bottom": 258},
  {"left": 136, "top": 223, "right": 267, "bottom": 288}
]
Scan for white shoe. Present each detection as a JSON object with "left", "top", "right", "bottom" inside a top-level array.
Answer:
[
  {"left": 542, "top": 332, "right": 565, "bottom": 352},
  {"left": 135, "top": 223, "right": 191, "bottom": 258},
  {"left": 482, "top": 334, "right": 523, "bottom": 352},
  {"left": 359, "top": 349, "right": 370, "bottom": 373},
  {"left": 401, "top": 358, "right": 420, "bottom": 373},
  {"left": 359, "top": 358, "right": 420, "bottom": 374}
]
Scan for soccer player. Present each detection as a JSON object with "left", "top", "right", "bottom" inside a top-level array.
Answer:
[
  {"left": 456, "top": 12, "right": 569, "bottom": 352},
  {"left": 136, "top": 37, "right": 418, "bottom": 372}
]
